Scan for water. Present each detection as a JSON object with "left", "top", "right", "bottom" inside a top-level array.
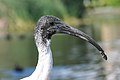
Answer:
[
  {"left": 0, "top": 12, "right": 120, "bottom": 80},
  {"left": 0, "top": 34, "right": 105, "bottom": 80},
  {"left": 1, "top": 64, "right": 105, "bottom": 80}
]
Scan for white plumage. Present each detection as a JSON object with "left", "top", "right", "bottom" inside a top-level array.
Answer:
[{"left": 21, "top": 40, "right": 52, "bottom": 80}]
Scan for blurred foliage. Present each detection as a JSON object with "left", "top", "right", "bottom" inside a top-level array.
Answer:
[
  {"left": 0, "top": 0, "right": 68, "bottom": 20},
  {"left": 62, "top": 0, "right": 85, "bottom": 18},
  {"left": 88, "top": 0, "right": 120, "bottom": 7},
  {"left": 105, "top": 0, "right": 120, "bottom": 6},
  {"left": 0, "top": 0, "right": 70, "bottom": 34},
  {"left": 0, "top": 0, "right": 120, "bottom": 34}
]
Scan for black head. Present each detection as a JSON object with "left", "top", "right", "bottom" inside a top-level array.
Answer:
[
  {"left": 34, "top": 15, "right": 107, "bottom": 60},
  {"left": 35, "top": 15, "right": 62, "bottom": 40}
]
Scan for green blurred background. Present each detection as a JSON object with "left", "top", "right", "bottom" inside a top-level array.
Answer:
[{"left": 0, "top": 0, "right": 120, "bottom": 80}]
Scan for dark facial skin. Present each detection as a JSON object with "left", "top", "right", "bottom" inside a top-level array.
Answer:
[{"left": 34, "top": 15, "right": 107, "bottom": 60}]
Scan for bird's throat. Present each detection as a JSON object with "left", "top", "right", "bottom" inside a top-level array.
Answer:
[
  {"left": 35, "top": 39, "right": 52, "bottom": 80},
  {"left": 23, "top": 40, "right": 53, "bottom": 80}
]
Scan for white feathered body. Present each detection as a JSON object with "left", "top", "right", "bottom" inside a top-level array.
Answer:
[{"left": 21, "top": 40, "right": 53, "bottom": 80}]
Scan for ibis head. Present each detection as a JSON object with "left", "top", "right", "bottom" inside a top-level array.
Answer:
[{"left": 34, "top": 15, "right": 107, "bottom": 60}]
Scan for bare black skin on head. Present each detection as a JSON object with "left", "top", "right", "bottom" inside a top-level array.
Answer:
[{"left": 34, "top": 15, "right": 107, "bottom": 60}]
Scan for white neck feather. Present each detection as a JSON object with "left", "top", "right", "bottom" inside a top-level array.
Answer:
[{"left": 21, "top": 40, "right": 53, "bottom": 80}]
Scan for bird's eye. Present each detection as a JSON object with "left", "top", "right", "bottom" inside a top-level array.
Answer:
[
  {"left": 41, "top": 26, "right": 44, "bottom": 30},
  {"left": 49, "top": 22, "right": 55, "bottom": 26}
]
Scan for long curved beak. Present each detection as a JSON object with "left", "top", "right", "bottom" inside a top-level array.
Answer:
[{"left": 56, "top": 24, "right": 107, "bottom": 60}]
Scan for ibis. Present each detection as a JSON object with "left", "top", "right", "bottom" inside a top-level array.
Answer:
[{"left": 21, "top": 15, "right": 107, "bottom": 80}]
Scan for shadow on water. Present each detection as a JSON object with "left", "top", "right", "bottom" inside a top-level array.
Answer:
[{"left": 0, "top": 15, "right": 120, "bottom": 80}]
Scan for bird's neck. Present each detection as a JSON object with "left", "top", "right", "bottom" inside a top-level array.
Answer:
[
  {"left": 24, "top": 39, "right": 53, "bottom": 80},
  {"left": 35, "top": 39, "right": 53, "bottom": 80}
]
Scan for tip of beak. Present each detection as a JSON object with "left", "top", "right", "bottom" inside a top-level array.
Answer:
[
  {"left": 103, "top": 54, "right": 107, "bottom": 60},
  {"left": 100, "top": 51, "right": 107, "bottom": 60}
]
